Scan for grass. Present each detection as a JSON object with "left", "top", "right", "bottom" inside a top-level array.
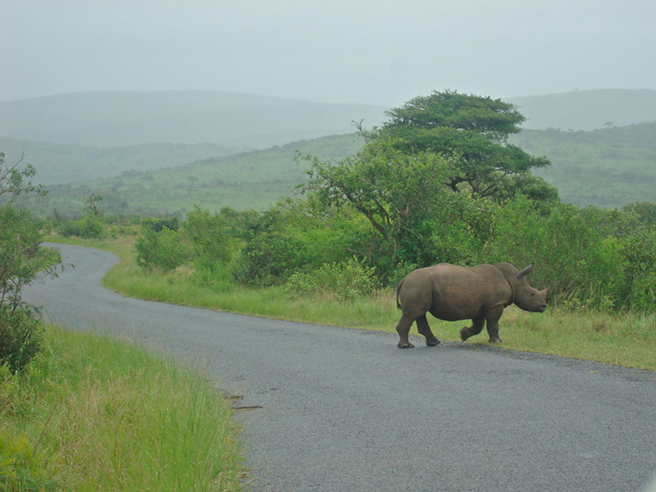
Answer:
[
  {"left": 0, "top": 327, "right": 245, "bottom": 491},
  {"left": 59, "top": 236, "right": 656, "bottom": 372}
]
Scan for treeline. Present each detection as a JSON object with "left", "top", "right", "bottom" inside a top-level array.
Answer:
[{"left": 116, "top": 91, "right": 655, "bottom": 312}]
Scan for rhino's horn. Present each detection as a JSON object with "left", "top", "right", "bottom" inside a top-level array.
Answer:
[{"left": 517, "top": 265, "right": 533, "bottom": 278}]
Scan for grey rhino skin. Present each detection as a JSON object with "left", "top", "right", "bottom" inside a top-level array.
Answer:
[{"left": 395, "top": 263, "right": 548, "bottom": 348}]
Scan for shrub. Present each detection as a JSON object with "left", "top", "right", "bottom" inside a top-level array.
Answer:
[
  {"left": 54, "top": 214, "right": 105, "bottom": 239},
  {"left": 0, "top": 204, "right": 58, "bottom": 373},
  {"left": 134, "top": 227, "right": 190, "bottom": 273},
  {"left": 285, "top": 257, "right": 377, "bottom": 301},
  {"left": 0, "top": 308, "right": 45, "bottom": 374}
]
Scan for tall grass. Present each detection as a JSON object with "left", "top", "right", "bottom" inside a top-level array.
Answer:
[{"left": 0, "top": 327, "right": 244, "bottom": 491}]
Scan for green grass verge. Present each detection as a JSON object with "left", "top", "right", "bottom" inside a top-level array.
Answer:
[
  {"left": 47, "top": 236, "right": 656, "bottom": 371},
  {"left": 84, "top": 238, "right": 655, "bottom": 372},
  {"left": 0, "top": 327, "right": 244, "bottom": 491}
]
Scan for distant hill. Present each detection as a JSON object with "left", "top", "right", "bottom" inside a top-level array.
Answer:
[
  {"left": 511, "top": 122, "right": 656, "bottom": 208},
  {"left": 18, "top": 134, "right": 364, "bottom": 217},
  {"left": 509, "top": 89, "right": 656, "bottom": 131},
  {"left": 0, "top": 137, "right": 238, "bottom": 185},
  {"left": 17, "top": 122, "right": 656, "bottom": 217},
  {"left": 0, "top": 91, "right": 388, "bottom": 148}
]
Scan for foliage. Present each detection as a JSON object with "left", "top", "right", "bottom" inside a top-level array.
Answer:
[
  {"left": 299, "top": 137, "right": 490, "bottom": 279},
  {"left": 184, "top": 206, "right": 242, "bottom": 284},
  {"left": 512, "top": 123, "right": 656, "bottom": 208},
  {"left": 622, "top": 202, "right": 656, "bottom": 225},
  {"left": 0, "top": 153, "right": 58, "bottom": 372},
  {"left": 134, "top": 226, "right": 190, "bottom": 273},
  {"left": 0, "top": 430, "right": 55, "bottom": 491},
  {"left": 285, "top": 257, "right": 377, "bottom": 301},
  {"left": 483, "top": 198, "right": 656, "bottom": 311},
  {"left": 1, "top": 327, "right": 244, "bottom": 491},
  {"left": 53, "top": 213, "right": 106, "bottom": 240},
  {"left": 379, "top": 90, "right": 557, "bottom": 202},
  {"left": 141, "top": 215, "right": 179, "bottom": 232}
]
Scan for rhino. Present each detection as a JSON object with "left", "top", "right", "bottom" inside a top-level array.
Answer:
[{"left": 395, "top": 263, "right": 548, "bottom": 348}]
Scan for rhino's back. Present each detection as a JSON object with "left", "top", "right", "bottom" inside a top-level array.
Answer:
[{"left": 401, "top": 263, "right": 511, "bottom": 321}]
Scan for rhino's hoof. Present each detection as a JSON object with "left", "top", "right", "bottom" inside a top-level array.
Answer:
[
  {"left": 398, "top": 342, "right": 415, "bottom": 348},
  {"left": 426, "top": 338, "right": 441, "bottom": 347},
  {"left": 489, "top": 337, "right": 503, "bottom": 344},
  {"left": 460, "top": 327, "right": 470, "bottom": 341}
]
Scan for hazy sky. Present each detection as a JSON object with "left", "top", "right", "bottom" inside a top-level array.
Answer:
[{"left": 1, "top": 0, "right": 655, "bottom": 106}]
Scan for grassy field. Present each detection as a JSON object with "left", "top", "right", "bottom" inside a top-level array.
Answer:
[
  {"left": 0, "top": 327, "right": 245, "bottom": 491},
  {"left": 59, "top": 237, "right": 656, "bottom": 372}
]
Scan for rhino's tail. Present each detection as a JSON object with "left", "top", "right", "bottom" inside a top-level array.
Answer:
[{"left": 395, "top": 279, "right": 404, "bottom": 309}]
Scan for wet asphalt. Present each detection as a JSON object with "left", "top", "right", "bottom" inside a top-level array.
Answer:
[{"left": 22, "top": 244, "right": 656, "bottom": 492}]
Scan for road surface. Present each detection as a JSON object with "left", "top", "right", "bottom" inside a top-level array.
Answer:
[{"left": 23, "top": 244, "right": 656, "bottom": 492}]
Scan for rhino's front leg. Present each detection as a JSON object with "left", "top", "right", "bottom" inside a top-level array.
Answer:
[
  {"left": 396, "top": 314, "right": 415, "bottom": 348},
  {"left": 460, "top": 315, "right": 485, "bottom": 341},
  {"left": 485, "top": 306, "right": 504, "bottom": 343},
  {"left": 416, "top": 314, "right": 440, "bottom": 347}
]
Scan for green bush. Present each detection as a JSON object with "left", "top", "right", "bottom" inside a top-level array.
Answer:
[
  {"left": 482, "top": 198, "right": 656, "bottom": 310},
  {"left": 234, "top": 203, "right": 351, "bottom": 286},
  {"left": 0, "top": 205, "right": 58, "bottom": 373},
  {"left": 285, "top": 257, "right": 377, "bottom": 301},
  {"left": 54, "top": 214, "right": 105, "bottom": 239},
  {"left": 0, "top": 308, "right": 45, "bottom": 374},
  {"left": 617, "top": 225, "right": 656, "bottom": 311},
  {"left": 134, "top": 227, "right": 190, "bottom": 273}
]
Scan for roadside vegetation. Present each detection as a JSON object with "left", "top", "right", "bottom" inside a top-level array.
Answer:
[
  {"left": 2, "top": 89, "right": 655, "bottom": 489},
  {"left": 0, "top": 327, "right": 244, "bottom": 491},
  {"left": 1, "top": 153, "right": 244, "bottom": 491}
]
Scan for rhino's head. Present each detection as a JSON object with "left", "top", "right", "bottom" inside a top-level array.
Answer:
[{"left": 511, "top": 265, "right": 548, "bottom": 313}]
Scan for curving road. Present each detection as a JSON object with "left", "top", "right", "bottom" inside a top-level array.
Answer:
[{"left": 23, "top": 244, "right": 656, "bottom": 492}]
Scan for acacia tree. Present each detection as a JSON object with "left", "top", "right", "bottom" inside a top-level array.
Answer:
[
  {"left": 298, "top": 137, "right": 484, "bottom": 275},
  {"left": 0, "top": 152, "right": 58, "bottom": 371},
  {"left": 379, "top": 90, "right": 557, "bottom": 202}
]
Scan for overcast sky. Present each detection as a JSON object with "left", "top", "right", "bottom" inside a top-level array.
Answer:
[{"left": 1, "top": 0, "right": 655, "bottom": 106}]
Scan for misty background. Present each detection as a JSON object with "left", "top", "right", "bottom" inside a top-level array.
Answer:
[{"left": 2, "top": 0, "right": 655, "bottom": 105}]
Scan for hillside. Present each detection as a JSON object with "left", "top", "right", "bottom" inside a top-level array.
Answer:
[
  {"left": 511, "top": 122, "right": 656, "bottom": 208},
  {"left": 0, "top": 91, "right": 387, "bottom": 148},
  {"left": 18, "top": 122, "right": 656, "bottom": 217},
  {"left": 20, "top": 134, "right": 364, "bottom": 217},
  {"left": 508, "top": 89, "right": 656, "bottom": 131},
  {"left": 0, "top": 137, "right": 238, "bottom": 185},
  {"left": 5, "top": 89, "right": 656, "bottom": 215}
]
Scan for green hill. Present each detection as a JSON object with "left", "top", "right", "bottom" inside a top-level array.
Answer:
[
  {"left": 0, "top": 137, "right": 238, "bottom": 185},
  {"left": 511, "top": 122, "right": 656, "bottom": 208},
  {"left": 20, "top": 134, "right": 364, "bottom": 217},
  {"left": 18, "top": 122, "right": 656, "bottom": 217},
  {"left": 508, "top": 89, "right": 656, "bottom": 130}
]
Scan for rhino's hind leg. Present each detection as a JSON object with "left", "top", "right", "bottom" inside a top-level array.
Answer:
[
  {"left": 460, "top": 315, "right": 485, "bottom": 341},
  {"left": 416, "top": 314, "right": 440, "bottom": 346},
  {"left": 395, "top": 314, "right": 415, "bottom": 348}
]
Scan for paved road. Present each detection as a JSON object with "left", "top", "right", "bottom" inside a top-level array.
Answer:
[{"left": 23, "top": 244, "right": 656, "bottom": 492}]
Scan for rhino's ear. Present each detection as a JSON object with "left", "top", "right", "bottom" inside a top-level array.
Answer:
[{"left": 517, "top": 265, "right": 533, "bottom": 278}]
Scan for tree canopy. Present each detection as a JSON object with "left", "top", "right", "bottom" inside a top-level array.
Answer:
[{"left": 379, "top": 90, "right": 557, "bottom": 201}]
